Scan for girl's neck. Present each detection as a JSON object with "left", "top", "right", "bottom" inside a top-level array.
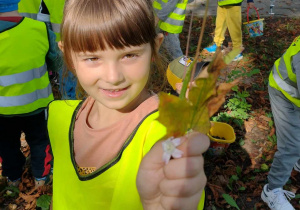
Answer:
[
  {"left": 88, "top": 89, "right": 151, "bottom": 130},
  {"left": 0, "top": 11, "right": 21, "bottom": 17}
]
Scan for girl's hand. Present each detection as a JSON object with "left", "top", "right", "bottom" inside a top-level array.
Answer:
[{"left": 137, "top": 132, "right": 209, "bottom": 210}]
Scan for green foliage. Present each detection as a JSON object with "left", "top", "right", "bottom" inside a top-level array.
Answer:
[
  {"left": 261, "top": 163, "right": 269, "bottom": 172},
  {"left": 36, "top": 195, "right": 51, "bottom": 210},
  {"left": 222, "top": 194, "right": 240, "bottom": 210},
  {"left": 239, "top": 139, "right": 245, "bottom": 146},
  {"left": 227, "top": 67, "right": 260, "bottom": 83},
  {"left": 268, "top": 134, "right": 277, "bottom": 146},
  {"left": 212, "top": 88, "right": 252, "bottom": 128},
  {"left": 3, "top": 186, "right": 19, "bottom": 198}
]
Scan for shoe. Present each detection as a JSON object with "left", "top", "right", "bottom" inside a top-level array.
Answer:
[
  {"left": 294, "top": 161, "right": 300, "bottom": 172},
  {"left": 34, "top": 177, "right": 46, "bottom": 189},
  {"left": 204, "top": 43, "right": 218, "bottom": 53},
  {"left": 261, "top": 184, "right": 295, "bottom": 210},
  {"left": 233, "top": 53, "right": 243, "bottom": 61}
]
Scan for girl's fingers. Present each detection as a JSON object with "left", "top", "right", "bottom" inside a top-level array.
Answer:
[
  {"left": 161, "top": 190, "right": 204, "bottom": 210},
  {"left": 176, "top": 132, "right": 210, "bottom": 157},
  {"left": 163, "top": 156, "right": 204, "bottom": 179},
  {"left": 159, "top": 172, "right": 206, "bottom": 197}
]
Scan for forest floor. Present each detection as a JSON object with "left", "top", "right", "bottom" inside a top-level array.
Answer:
[{"left": 1, "top": 15, "right": 300, "bottom": 210}]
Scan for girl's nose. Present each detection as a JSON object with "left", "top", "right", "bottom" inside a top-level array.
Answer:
[{"left": 104, "top": 63, "right": 125, "bottom": 85}]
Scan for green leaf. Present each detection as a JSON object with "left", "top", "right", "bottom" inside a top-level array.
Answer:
[
  {"left": 37, "top": 194, "right": 52, "bottom": 210},
  {"left": 231, "top": 175, "right": 239, "bottom": 181},
  {"left": 239, "top": 186, "right": 246, "bottom": 191},
  {"left": 222, "top": 194, "right": 240, "bottom": 210},
  {"left": 239, "top": 139, "right": 245, "bottom": 146}
]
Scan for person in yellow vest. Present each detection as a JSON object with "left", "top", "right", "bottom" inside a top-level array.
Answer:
[
  {"left": 0, "top": 0, "right": 59, "bottom": 188},
  {"left": 261, "top": 36, "right": 300, "bottom": 210},
  {"left": 18, "top": 0, "right": 41, "bottom": 19},
  {"left": 153, "top": 0, "right": 194, "bottom": 60},
  {"left": 204, "top": 0, "right": 255, "bottom": 61},
  {"left": 37, "top": 0, "right": 77, "bottom": 99},
  {"left": 47, "top": 0, "right": 209, "bottom": 209}
]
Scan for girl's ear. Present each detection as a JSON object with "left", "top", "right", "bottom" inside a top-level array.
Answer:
[
  {"left": 155, "top": 33, "right": 164, "bottom": 52},
  {"left": 58, "top": 41, "right": 64, "bottom": 52}
]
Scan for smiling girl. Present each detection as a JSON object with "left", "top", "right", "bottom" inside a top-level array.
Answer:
[{"left": 47, "top": 0, "right": 209, "bottom": 209}]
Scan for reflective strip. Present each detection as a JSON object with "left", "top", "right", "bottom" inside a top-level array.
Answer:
[
  {"left": 51, "top": 23, "right": 61, "bottom": 34},
  {"left": 20, "top": 13, "right": 37, "bottom": 20},
  {"left": 276, "top": 57, "right": 297, "bottom": 87},
  {"left": 0, "top": 84, "right": 53, "bottom": 107},
  {"left": 0, "top": 64, "right": 47, "bottom": 87},
  {"left": 164, "top": 17, "right": 184, "bottom": 26},
  {"left": 273, "top": 66, "right": 300, "bottom": 99},
  {"left": 172, "top": 7, "right": 186, "bottom": 16}
]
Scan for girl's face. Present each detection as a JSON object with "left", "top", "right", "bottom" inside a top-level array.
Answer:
[{"left": 72, "top": 43, "right": 152, "bottom": 112}]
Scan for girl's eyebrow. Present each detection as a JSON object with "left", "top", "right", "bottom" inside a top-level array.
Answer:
[{"left": 77, "top": 52, "right": 100, "bottom": 57}]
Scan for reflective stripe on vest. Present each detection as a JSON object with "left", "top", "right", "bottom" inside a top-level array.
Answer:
[
  {"left": 218, "top": 0, "right": 243, "bottom": 6},
  {"left": 269, "top": 36, "right": 300, "bottom": 107},
  {"left": 154, "top": 0, "right": 188, "bottom": 34},
  {"left": 47, "top": 100, "right": 205, "bottom": 209},
  {"left": 0, "top": 17, "right": 53, "bottom": 115},
  {"left": 0, "top": 64, "right": 47, "bottom": 87},
  {"left": 44, "top": 0, "right": 65, "bottom": 41},
  {"left": 18, "top": 0, "right": 41, "bottom": 20}
]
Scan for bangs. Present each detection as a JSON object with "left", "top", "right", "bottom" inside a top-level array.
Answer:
[{"left": 62, "top": 0, "right": 156, "bottom": 53}]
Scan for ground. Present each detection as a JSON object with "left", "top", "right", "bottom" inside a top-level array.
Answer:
[
  {"left": 1, "top": 16, "right": 300, "bottom": 210},
  {"left": 180, "top": 16, "right": 300, "bottom": 209}
]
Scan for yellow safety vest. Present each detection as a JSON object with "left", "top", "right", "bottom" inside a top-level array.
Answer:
[
  {"left": 18, "top": 0, "right": 41, "bottom": 20},
  {"left": 0, "top": 17, "right": 53, "bottom": 115},
  {"left": 43, "top": 0, "right": 65, "bottom": 41},
  {"left": 47, "top": 100, "right": 205, "bottom": 209},
  {"left": 269, "top": 36, "right": 300, "bottom": 107},
  {"left": 153, "top": 0, "right": 189, "bottom": 34},
  {"left": 218, "top": 0, "right": 243, "bottom": 6}
]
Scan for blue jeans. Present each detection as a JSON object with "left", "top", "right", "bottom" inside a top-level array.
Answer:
[
  {"left": 162, "top": 32, "right": 183, "bottom": 60},
  {"left": 59, "top": 69, "right": 77, "bottom": 99},
  {"left": 267, "top": 85, "right": 300, "bottom": 189}
]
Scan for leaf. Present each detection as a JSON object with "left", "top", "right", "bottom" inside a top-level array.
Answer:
[
  {"left": 157, "top": 92, "right": 193, "bottom": 137},
  {"left": 222, "top": 194, "right": 240, "bottom": 210},
  {"left": 36, "top": 194, "right": 51, "bottom": 210},
  {"left": 158, "top": 50, "right": 239, "bottom": 137}
]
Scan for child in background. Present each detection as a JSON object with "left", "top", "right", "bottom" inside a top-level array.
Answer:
[
  {"left": 204, "top": 0, "right": 255, "bottom": 61},
  {"left": 0, "top": 0, "right": 58, "bottom": 187},
  {"left": 47, "top": 0, "right": 209, "bottom": 209},
  {"left": 261, "top": 35, "right": 300, "bottom": 210},
  {"left": 153, "top": 0, "right": 194, "bottom": 60},
  {"left": 18, "top": 0, "right": 41, "bottom": 19},
  {"left": 38, "top": 0, "right": 77, "bottom": 99}
]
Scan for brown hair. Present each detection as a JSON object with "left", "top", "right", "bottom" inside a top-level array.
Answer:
[{"left": 60, "top": 0, "right": 166, "bottom": 99}]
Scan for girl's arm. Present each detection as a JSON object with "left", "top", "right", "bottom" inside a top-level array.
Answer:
[{"left": 137, "top": 132, "right": 209, "bottom": 210}]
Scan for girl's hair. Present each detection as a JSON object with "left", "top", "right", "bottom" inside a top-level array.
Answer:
[{"left": 60, "top": 0, "right": 167, "bottom": 99}]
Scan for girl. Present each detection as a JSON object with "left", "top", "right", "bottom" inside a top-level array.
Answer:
[{"left": 47, "top": 0, "right": 209, "bottom": 209}]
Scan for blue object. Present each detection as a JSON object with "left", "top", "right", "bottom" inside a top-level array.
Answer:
[
  {"left": 0, "top": 0, "right": 20, "bottom": 12},
  {"left": 58, "top": 69, "right": 77, "bottom": 99},
  {"left": 233, "top": 53, "right": 243, "bottom": 61},
  {"left": 204, "top": 43, "right": 217, "bottom": 53}
]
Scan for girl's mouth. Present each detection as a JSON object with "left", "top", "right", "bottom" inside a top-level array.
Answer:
[{"left": 100, "top": 87, "right": 128, "bottom": 98}]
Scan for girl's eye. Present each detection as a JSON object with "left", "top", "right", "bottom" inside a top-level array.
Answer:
[
  {"left": 86, "top": 57, "right": 99, "bottom": 62},
  {"left": 124, "top": 54, "right": 138, "bottom": 59}
]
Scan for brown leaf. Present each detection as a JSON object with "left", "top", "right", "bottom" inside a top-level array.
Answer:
[{"left": 207, "top": 79, "right": 240, "bottom": 117}]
